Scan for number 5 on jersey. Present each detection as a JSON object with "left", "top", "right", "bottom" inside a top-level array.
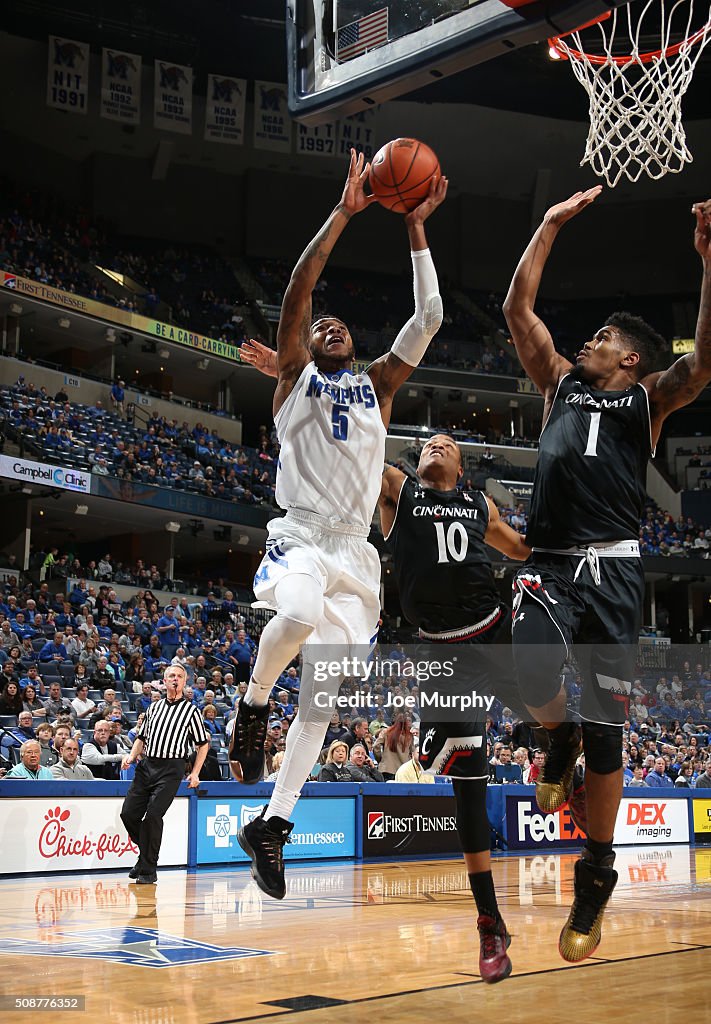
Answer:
[
  {"left": 434, "top": 521, "right": 469, "bottom": 563},
  {"left": 332, "top": 403, "right": 349, "bottom": 441}
]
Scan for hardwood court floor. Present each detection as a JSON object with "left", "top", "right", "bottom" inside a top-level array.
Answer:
[{"left": 0, "top": 847, "right": 709, "bottom": 1024}]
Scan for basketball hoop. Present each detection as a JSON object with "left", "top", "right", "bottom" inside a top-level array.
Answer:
[{"left": 548, "top": 0, "right": 711, "bottom": 187}]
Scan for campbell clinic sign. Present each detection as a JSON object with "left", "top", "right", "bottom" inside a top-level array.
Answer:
[
  {"left": 0, "top": 798, "right": 188, "bottom": 874},
  {"left": 0, "top": 455, "right": 91, "bottom": 494}
]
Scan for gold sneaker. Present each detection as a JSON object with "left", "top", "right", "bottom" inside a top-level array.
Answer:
[
  {"left": 536, "top": 724, "right": 582, "bottom": 812},
  {"left": 559, "top": 852, "right": 617, "bottom": 963}
]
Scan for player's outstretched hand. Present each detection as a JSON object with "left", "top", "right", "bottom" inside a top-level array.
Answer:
[
  {"left": 239, "top": 339, "right": 278, "bottom": 378},
  {"left": 543, "top": 185, "right": 603, "bottom": 227},
  {"left": 693, "top": 199, "right": 711, "bottom": 261},
  {"left": 340, "top": 148, "right": 377, "bottom": 216},
  {"left": 405, "top": 174, "right": 449, "bottom": 226}
]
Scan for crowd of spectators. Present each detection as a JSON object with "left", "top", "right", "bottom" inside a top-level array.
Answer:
[
  {"left": 0, "top": 570, "right": 709, "bottom": 785},
  {"left": 639, "top": 502, "right": 711, "bottom": 558},
  {"left": 2, "top": 378, "right": 278, "bottom": 507}
]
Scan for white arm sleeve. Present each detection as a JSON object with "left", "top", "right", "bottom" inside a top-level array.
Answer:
[{"left": 390, "top": 248, "right": 443, "bottom": 367}]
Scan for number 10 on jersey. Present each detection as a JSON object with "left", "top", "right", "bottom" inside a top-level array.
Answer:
[{"left": 434, "top": 521, "right": 469, "bottom": 563}]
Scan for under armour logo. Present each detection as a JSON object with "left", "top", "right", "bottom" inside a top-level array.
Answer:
[
  {"left": 513, "top": 611, "right": 525, "bottom": 625},
  {"left": 413, "top": 488, "right": 425, "bottom": 499},
  {"left": 463, "top": 493, "right": 473, "bottom": 502}
]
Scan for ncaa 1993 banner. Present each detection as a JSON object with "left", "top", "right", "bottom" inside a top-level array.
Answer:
[{"left": 154, "top": 59, "right": 193, "bottom": 134}]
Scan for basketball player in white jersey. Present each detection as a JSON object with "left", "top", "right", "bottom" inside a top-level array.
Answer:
[{"left": 232, "top": 150, "right": 448, "bottom": 898}]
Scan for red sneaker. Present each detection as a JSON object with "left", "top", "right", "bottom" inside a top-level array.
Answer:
[{"left": 477, "top": 914, "right": 512, "bottom": 983}]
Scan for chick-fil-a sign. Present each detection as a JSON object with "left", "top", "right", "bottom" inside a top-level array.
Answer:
[
  {"left": 0, "top": 798, "right": 189, "bottom": 874},
  {"left": 39, "top": 807, "right": 136, "bottom": 860}
]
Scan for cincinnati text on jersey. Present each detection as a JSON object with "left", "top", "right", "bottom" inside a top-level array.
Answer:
[
  {"left": 564, "top": 393, "right": 634, "bottom": 409},
  {"left": 412, "top": 505, "right": 479, "bottom": 518}
]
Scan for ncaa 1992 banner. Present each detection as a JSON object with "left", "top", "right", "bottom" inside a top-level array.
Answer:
[{"left": 361, "top": 793, "right": 459, "bottom": 858}]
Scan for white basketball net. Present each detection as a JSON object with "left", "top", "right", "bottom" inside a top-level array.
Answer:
[{"left": 551, "top": 0, "right": 711, "bottom": 187}]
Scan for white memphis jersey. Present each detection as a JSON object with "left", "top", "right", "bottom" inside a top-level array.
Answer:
[{"left": 274, "top": 360, "right": 386, "bottom": 528}]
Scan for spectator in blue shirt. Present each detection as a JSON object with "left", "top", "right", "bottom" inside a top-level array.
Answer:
[
  {"left": 201, "top": 593, "right": 219, "bottom": 626},
  {"left": 110, "top": 379, "right": 126, "bottom": 417},
  {"left": 645, "top": 757, "right": 674, "bottom": 788},
  {"left": 135, "top": 683, "right": 155, "bottom": 713},
  {"left": 39, "top": 633, "right": 68, "bottom": 662},
  {"left": 227, "top": 628, "right": 254, "bottom": 684},
  {"left": 3, "top": 740, "right": 55, "bottom": 780},
  {"left": 156, "top": 607, "right": 180, "bottom": 657}
]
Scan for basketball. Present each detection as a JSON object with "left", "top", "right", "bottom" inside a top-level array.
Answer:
[{"left": 369, "top": 138, "right": 440, "bottom": 214}]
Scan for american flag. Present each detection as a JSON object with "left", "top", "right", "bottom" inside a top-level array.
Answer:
[{"left": 336, "top": 8, "right": 389, "bottom": 62}]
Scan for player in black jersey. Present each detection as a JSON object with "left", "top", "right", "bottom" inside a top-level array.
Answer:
[
  {"left": 380, "top": 433, "right": 529, "bottom": 983},
  {"left": 504, "top": 189, "right": 711, "bottom": 962}
]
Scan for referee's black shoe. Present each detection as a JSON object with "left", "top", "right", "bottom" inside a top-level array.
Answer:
[
  {"left": 238, "top": 807, "right": 293, "bottom": 900},
  {"left": 135, "top": 873, "right": 158, "bottom": 885},
  {"left": 128, "top": 863, "right": 140, "bottom": 880},
  {"left": 229, "top": 699, "right": 269, "bottom": 784}
]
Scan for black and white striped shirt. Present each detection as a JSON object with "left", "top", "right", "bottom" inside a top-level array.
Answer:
[{"left": 137, "top": 698, "right": 209, "bottom": 759}]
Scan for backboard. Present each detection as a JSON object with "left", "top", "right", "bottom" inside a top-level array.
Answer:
[{"left": 287, "top": 0, "right": 629, "bottom": 124}]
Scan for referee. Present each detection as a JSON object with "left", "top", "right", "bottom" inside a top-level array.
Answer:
[{"left": 120, "top": 663, "right": 209, "bottom": 883}]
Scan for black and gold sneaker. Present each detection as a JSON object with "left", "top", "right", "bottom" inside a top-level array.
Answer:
[
  {"left": 237, "top": 807, "right": 293, "bottom": 900},
  {"left": 536, "top": 724, "right": 582, "bottom": 812},
  {"left": 558, "top": 850, "right": 617, "bottom": 962}
]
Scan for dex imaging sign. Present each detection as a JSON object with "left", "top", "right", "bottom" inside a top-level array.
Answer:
[{"left": 0, "top": 455, "right": 91, "bottom": 494}]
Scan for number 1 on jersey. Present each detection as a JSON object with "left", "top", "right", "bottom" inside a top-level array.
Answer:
[{"left": 584, "top": 411, "right": 601, "bottom": 457}]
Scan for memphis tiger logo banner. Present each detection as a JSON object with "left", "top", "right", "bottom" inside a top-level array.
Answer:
[
  {"left": 154, "top": 60, "right": 193, "bottom": 135},
  {"left": 101, "top": 48, "right": 142, "bottom": 124},
  {"left": 253, "top": 81, "right": 292, "bottom": 152},
  {"left": 205, "top": 74, "right": 247, "bottom": 145},
  {"left": 47, "top": 36, "right": 90, "bottom": 115}
]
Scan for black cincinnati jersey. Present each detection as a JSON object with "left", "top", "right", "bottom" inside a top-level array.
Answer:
[
  {"left": 526, "top": 374, "right": 653, "bottom": 549},
  {"left": 385, "top": 478, "right": 500, "bottom": 632}
]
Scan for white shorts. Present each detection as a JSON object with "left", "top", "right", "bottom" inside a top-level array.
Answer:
[{"left": 253, "top": 509, "right": 381, "bottom": 648}]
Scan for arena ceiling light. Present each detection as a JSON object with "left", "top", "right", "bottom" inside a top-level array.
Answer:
[
  {"left": 158, "top": 347, "right": 170, "bottom": 359},
  {"left": 75, "top": 504, "right": 88, "bottom": 515},
  {"left": 57, "top": 317, "right": 71, "bottom": 329},
  {"left": 9, "top": 303, "right": 23, "bottom": 315},
  {"left": 165, "top": 521, "right": 181, "bottom": 533}
]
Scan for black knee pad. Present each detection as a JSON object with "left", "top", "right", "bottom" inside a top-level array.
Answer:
[
  {"left": 452, "top": 778, "right": 491, "bottom": 854},
  {"left": 582, "top": 721, "right": 623, "bottom": 774},
  {"left": 511, "top": 601, "right": 567, "bottom": 708}
]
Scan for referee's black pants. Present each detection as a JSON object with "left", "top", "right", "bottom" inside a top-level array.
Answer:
[{"left": 120, "top": 758, "right": 184, "bottom": 874}]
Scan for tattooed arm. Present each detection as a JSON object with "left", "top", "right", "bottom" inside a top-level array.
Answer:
[
  {"left": 273, "top": 149, "right": 375, "bottom": 415},
  {"left": 646, "top": 199, "right": 711, "bottom": 445}
]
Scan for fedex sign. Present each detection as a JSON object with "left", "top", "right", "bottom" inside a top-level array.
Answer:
[{"left": 508, "top": 798, "right": 585, "bottom": 849}]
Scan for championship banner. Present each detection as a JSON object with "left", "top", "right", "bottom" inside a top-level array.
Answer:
[
  {"left": 0, "top": 455, "right": 91, "bottom": 495},
  {"left": 47, "top": 36, "right": 89, "bottom": 115},
  {"left": 154, "top": 60, "right": 193, "bottom": 134},
  {"left": 205, "top": 74, "right": 246, "bottom": 144},
  {"left": 336, "top": 110, "right": 378, "bottom": 161},
  {"left": 296, "top": 121, "right": 338, "bottom": 158},
  {"left": 253, "top": 81, "right": 292, "bottom": 152},
  {"left": 101, "top": 48, "right": 141, "bottom": 124}
]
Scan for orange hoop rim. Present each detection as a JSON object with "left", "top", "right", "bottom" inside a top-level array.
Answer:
[{"left": 548, "top": 15, "right": 711, "bottom": 65}]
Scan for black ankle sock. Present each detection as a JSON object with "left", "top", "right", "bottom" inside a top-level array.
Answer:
[
  {"left": 548, "top": 722, "right": 574, "bottom": 743},
  {"left": 584, "top": 838, "right": 614, "bottom": 864},
  {"left": 468, "top": 871, "right": 500, "bottom": 920}
]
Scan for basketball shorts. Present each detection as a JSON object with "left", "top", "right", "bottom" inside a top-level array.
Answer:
[
  {"left": 252, "top": 509, "right": 381, "bottom": 649},
  {"left": 417, "top": 610, "right": 515, "bottom": 781},
  {"left": 512, "top": 546, "right": 644, "bottom": 726}
]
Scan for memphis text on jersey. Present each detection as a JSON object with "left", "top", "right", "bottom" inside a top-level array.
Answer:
[{"left": 305, "top": 374, "right": 376, "bottom": 407}]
